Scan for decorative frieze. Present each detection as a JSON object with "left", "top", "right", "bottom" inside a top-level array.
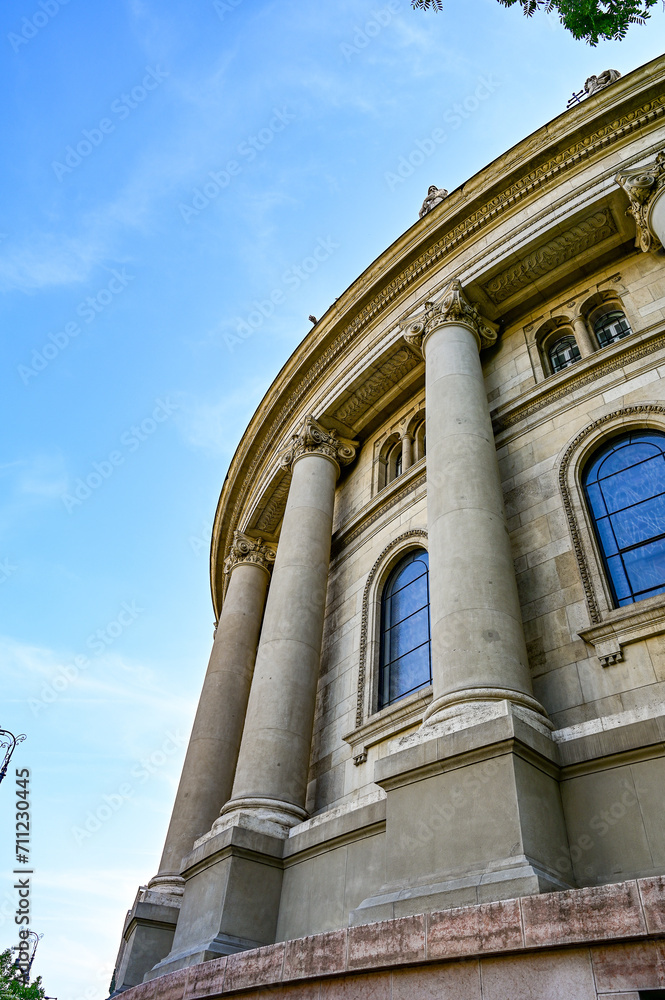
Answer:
[
  {"left": 333, "top": 347, "right": 421, "bottom": 427},
  {"left": 279, "top": 415, "right": 357, "bottom": 472},
  {"left": 402, "top": 279, "right": 497, "bottom": 354},
  {"left": 223, "top": 530, "right": 276, "bottom": 576},
  {"left": 616, "top": 150, "right": 665, "bottom": 252},
  {"left": 481, "top": 210, "right": 618, "bottom": 304}
]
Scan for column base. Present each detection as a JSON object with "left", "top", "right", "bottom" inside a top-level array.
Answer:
[
  {"left": 351, "top": 701, "right": 574, "bottom": 922},
  {"left": 110, "top": 886, "right": 182, "bottom": 991},
  {"left": 147, "top": 821, "right": 285, "bottom": 978},
  {"left": 203, "top": 796, "right": 307, "bottom": 843},
  {"left": 422, "top": 687, "right": 552, "bottom": 732}
]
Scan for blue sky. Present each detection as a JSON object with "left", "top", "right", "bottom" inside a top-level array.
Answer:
[{"left": 1, "top": 1, "right": 663, "bottom": 997}]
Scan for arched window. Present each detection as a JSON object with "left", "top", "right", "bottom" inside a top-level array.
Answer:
[
  {"left": 378, "top": 549, "right": 431, "bottom": 709},
  {"left": 591, "top": 306, "right": 633, "bottom": 348},
  {"left": 394, "top": 449, "right": 403, "bottom": 478},
  {"left": 584, "top": 431, "right": 665, "bottom": 607},
  {"left": 548, "top": 335, "right": 581, "bottom": 374}
]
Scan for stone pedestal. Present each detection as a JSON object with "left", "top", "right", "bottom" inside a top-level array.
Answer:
[
  {"left": 111, "top": 888, "right": 181, "bottom": 992},
  {"left": 145, "top": 826, "right": 284, "bottom": 977},
  {"left": 350, "top": 703, "right": 574, "bottom": 924}
]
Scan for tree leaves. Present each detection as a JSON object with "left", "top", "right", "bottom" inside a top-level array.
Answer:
[{"left": 411, "top": 0, "right": 659, "bottom": 44}]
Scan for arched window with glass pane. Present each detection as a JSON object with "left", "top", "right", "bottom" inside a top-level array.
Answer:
[
  {"left": 583, "top": 431, "right": 665, "bottom": 607},
  {"left": 378, "top": 549, "right": 431, "bottom": 709},
  {"left": 591, "top": 306, "right": 633, "bottom": 348},
  {"left": 548, "top": 335, "right": 581, "bottom": 374}
]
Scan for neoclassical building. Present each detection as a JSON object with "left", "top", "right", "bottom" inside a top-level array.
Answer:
[{"left": 112, "top": 54, "right": 665, "bottom": 999}]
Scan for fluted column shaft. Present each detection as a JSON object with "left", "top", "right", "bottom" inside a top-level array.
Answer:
[
  {"left": 403, "top": 281, "right": 545, "bottom": 727},
  {"left": 151, "top": 535, "right": 273, "bottom": 887},
  {"left": 216, "top": 417, "right": 356, "bottom": 835}
]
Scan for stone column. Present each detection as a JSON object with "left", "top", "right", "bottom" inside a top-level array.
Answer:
[
  {"left": 150, "top": 532, "right": 275, "bottom": 889},
  {"left": 400, "top": 425, "right": 413, "bottom": 471},
  {"left": 617, "top": 150, "right": 665, "bottom": 252},
  {"left": 572, "top": 316, "right": 596, "bottom": 358},
  {"left": 214, "top": 415, "right": 357, "bottom": 837},
  {"left": 349, "top": 282, "right": 571, "bottom": 922},
  {"left": 110, "top": 532, "right": 274, "bottom": 989},
  {"left": 403, "top": 280, "right": 546, "bottom": 729}
]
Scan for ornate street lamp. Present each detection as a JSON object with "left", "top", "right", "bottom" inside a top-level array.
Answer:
[
  {"left": 0, "top": 727, "right": 26, "bottom": 784},
  {"left": 25, "top": 932, "right": 42, "bottom": 977}
]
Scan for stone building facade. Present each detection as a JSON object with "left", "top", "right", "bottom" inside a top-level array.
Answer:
[{"left": 112, "top": 55, "right": 665, "bottom": 998}]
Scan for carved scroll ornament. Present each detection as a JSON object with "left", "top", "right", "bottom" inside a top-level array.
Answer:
[{"left": 616, "top": 151, "right": 665, "bottom": 253}]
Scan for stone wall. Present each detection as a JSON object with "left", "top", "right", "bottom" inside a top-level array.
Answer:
[{"left": 122, "top": 878, "right": 665, "bottom": 999}]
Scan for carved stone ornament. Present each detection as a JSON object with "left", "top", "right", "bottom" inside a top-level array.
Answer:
[
  {"left": 401, "top": 279, "right": 497, "bottom": 355},
  {"left": 616, "top": 151, "right": 665, "bottom": 253},
  {"left": 223, "top": 530, "right": 276, "bottom": 575},
  {"left": 278, "top": 415, "right": 357, "bottom": 472},
  {"left": 419, "top": 185, "right": 449, "bottom": 219},
  {"left": 584, "top": 69, "right": 621, "bottom": 97}
]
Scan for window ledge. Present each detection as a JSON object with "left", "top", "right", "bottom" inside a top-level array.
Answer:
[
  {"left": 578, "top": 592, "right": 665, "bottom": 666},
  {"left": 342, "top": 686, "right": 432, "bottom": 765}
]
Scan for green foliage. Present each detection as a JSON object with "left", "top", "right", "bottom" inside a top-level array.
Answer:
[
  {"left": 411, "top": 0, "right": 659, "bottom": 44},
  {"left": 0, "top": 950, "right": 47, "bottom": 1000}
]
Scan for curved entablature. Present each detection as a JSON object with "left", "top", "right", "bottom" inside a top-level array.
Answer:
[{"left": 210, "top": 56, "right": 665, "bottom": 620}]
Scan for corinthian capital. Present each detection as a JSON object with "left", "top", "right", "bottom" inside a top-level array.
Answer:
[
  {"left": 279, "top": 415, "right": 357, "bottom": 472},
  {"left": 224, "top": 531, "right": 276, "bottom": 575},
  {"left": 401, "top": 279, "right": 497, "bottom": 355},
  {"left": 616, "top": 151, "right": 665, "bottom": 252}
]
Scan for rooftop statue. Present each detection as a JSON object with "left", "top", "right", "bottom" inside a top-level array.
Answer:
[
  {"left": 419, "top": 184, "right": 448, "bottom": 218},
  {"left": 585, "top": 68, "right": 621, "bottom": 96}
]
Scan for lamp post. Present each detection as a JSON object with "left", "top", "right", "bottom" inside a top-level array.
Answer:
[{"left": 0, "top": 728, "right": 26, "bottom": 784}]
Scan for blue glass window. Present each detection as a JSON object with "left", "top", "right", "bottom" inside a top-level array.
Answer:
[
  {"left": 583, "top": 431, "right": 665, "bottom": 607},
  {"left": 378, "top": 549, "right": 431, "bottom": 709}
]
